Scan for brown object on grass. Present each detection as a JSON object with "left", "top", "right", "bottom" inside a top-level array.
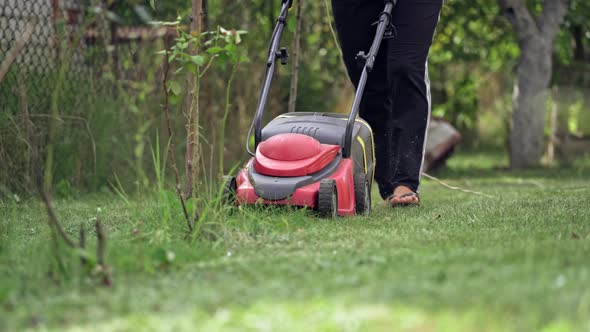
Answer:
[{"left": 423, "top": 117, "right": 462, "bottom": 172}]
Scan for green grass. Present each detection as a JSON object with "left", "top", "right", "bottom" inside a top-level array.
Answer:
[{"left": 1, "top": 151, "right": 589, "bottom": 331}]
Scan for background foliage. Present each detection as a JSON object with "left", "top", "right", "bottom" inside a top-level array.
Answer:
[{"left": 0, "top": 0, "right": 589, "bottom": 199}]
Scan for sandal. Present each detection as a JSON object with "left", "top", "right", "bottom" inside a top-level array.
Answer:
[{"left": 386, "top": 192, "right": 420, "bottom": 207}]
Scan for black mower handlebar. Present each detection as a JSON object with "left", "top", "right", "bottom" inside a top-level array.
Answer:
[
  {"left": 248, "top": 0, "right": 292, "bottom": 156},
  {"left": 248, "top": 0, "right": 397, "bottom": 158}
]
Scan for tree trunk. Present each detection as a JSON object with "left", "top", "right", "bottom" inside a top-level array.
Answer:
[
  {"left": 498, "top": 0, "right": 570, "bottom": 168},
  {"left": 192, "top": 0, "right": 203, "bottom": 32},
  {"left": 509, "top": 36, "right": 552, "bottom": 168},
  {"left": 202, "top": 0, "right": 209, "bottom": 32}
]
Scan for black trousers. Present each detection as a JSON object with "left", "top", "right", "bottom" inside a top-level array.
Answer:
[{"left": 332, "top": 0, "right": 443, "bottom": 199}]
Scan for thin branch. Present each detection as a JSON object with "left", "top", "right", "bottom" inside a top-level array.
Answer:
[
  {"left": 184, "top": 91, "right": 194, "bottom": 198},
  {"left": 17, "top": 75, "right": 33, "bottom": 186},
  {"left": 0, "top": 23, "right": 35, "bottom": 83},
  {"left": 95, "top": 217, "right": 111, "bottom": 287},
  {"left": 186, "top": 0, "right": 203, "bottom": 199},
  {"left": 422, "top": 173, "right": 495, "bottom": 199},
  {"left": 199, "top": 54, "right": 218, "bottom": 79},
  {"left": 219, "top": 59, "right": 240, "bottom": 178},
  {"left": 162, "top": 46, "right": 194, "bottom": 233},
  {"left": 20, "top": 76, "right": 78, "bottom": 248},
  {"left": 95, "top": 219, "right": 105, "bottom": 267},
  {"left": 190, "top": 68, "right": 201, "bottom": 203},
  {"left": 79, "top": 223, "right": 87, "bottom": 267},
  {"left": 288, "top": 0, "right": 304, "bottom": 114},
  {"left": 36, "top": 179, "right": 78, "bottom": 247},
  {"left": 323, "top": 0, "right": 344, "bottom": 66}
]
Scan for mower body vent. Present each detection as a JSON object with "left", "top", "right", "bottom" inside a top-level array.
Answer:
[{"left": 289, "top": 126, "right": 320, "bottom": 138}]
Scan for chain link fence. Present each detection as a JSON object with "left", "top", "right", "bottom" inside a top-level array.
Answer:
[
  {"left": 0, "top": 0, "right": 109, "bottom": 110},
  {"left": 0, "top": 0, "right": 112, "bottom": 195}
]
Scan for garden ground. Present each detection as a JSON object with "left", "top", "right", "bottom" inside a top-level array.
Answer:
[{"left": 1, "top": 151, "right": 589, "bottom": 331}]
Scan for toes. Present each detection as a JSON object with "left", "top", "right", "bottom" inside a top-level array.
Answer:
[
  {"left": 398, "top": 194, "right": 419, "bottom": 205},
  {"left": 387, "top": 192, "right": 420, "bottom": 207},
  {"left": 387, "top": 196, "right": 401, "bottom": 206}
]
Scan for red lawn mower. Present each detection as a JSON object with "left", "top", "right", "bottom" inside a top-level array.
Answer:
[{"left": 224, "top": 0, "right": 397, "bottom": 217}]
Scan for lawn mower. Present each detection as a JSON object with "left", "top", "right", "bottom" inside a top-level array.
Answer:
[{"left": 223, "top": 0, "right": 397, "bottom": 217}]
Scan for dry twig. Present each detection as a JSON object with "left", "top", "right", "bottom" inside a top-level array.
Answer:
[
  {"left": 79, "top": 223, "right": 87, "bottom": 267},
  {"left": 95, "top": 217, "right": 112, "bottom": 287}
]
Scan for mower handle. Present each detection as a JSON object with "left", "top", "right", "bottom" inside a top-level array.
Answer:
[{"left": 248, "top": 0, "right": 292, "bottom": 156}]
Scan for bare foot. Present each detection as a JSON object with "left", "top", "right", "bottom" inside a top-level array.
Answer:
[{"left": 387, "top": 186, "right": 420, "bottom": 206}]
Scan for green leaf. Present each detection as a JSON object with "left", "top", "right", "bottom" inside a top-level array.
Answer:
[
  {"left": 224, "top": 43, "right": 236, "bottom": 53},
  {"left": 149, "top": 0, "right": 156, "bottom": 10},
  {"left": 186, "top": 62, "right": 197, "bottom": 74},
  {"left": 207, "top": 46, "right": 224, "bottom": 55},
  {"left": 168, "top": 81, "right": 181, "bottom": 96},
  {"left": 169, "top": 93, "right": 181, "bottom": 106},
  {"left": 190, "top": 55, "right": 205, "bottom": 66}
]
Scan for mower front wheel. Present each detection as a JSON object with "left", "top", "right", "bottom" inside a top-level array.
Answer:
[
  {"left": 318, "top": 179, "right": 338, "bottom": 218},
  {"left": 221, "top": 175, "right": 237, "bottom": 204}
]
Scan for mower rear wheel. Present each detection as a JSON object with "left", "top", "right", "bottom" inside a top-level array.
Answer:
[
  {"left": 318, "top": 179, "right": 338, "bottom": 218},
  {"left": 221, "top": 175, "right": 237, "bottom": 204},
  {"left": 354, "top": 173, "right": 371, "bottom": 215}
]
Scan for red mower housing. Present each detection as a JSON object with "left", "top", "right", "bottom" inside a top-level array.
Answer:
[
  {"left": 236, "top": 133, "right": 356, "bottom": 216},
  {"left": 226, "top": 113, "right": 375, "bottom": 218}
]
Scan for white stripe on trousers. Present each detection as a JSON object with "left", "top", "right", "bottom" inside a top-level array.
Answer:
[{"left": 417, "top": 3, "right": 442, "bottom": 193}]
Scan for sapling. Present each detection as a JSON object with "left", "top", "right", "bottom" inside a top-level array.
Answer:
[{"left": 158, "top": 19, "right": 247, "bottom": 235}]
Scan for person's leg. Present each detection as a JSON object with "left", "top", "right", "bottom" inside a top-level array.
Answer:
[
  {"left": 331, "top": 0, "right": 394, "bottom": 199},
  {"left": 386, "top": 0, "right": 443, "bottom": 204}
]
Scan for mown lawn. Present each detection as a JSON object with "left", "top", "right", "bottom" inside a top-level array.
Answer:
[{"left": 1, "top": 151, "right": 589, "bottom": 331}]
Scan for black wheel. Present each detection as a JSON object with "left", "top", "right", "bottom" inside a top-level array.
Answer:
[
  {"left": 221, "top": 175, "right": 237, "bottom": 204},
  {"left": 318, "top": 179, "right": 338, "bottom": 218},
  {"left": 354, "top": 173, "right": 371, "bottom": 216}
]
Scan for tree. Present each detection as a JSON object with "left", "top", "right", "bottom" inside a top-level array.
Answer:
[{"left": 497, "top": 0, "right": 570, "bottom": 168}]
